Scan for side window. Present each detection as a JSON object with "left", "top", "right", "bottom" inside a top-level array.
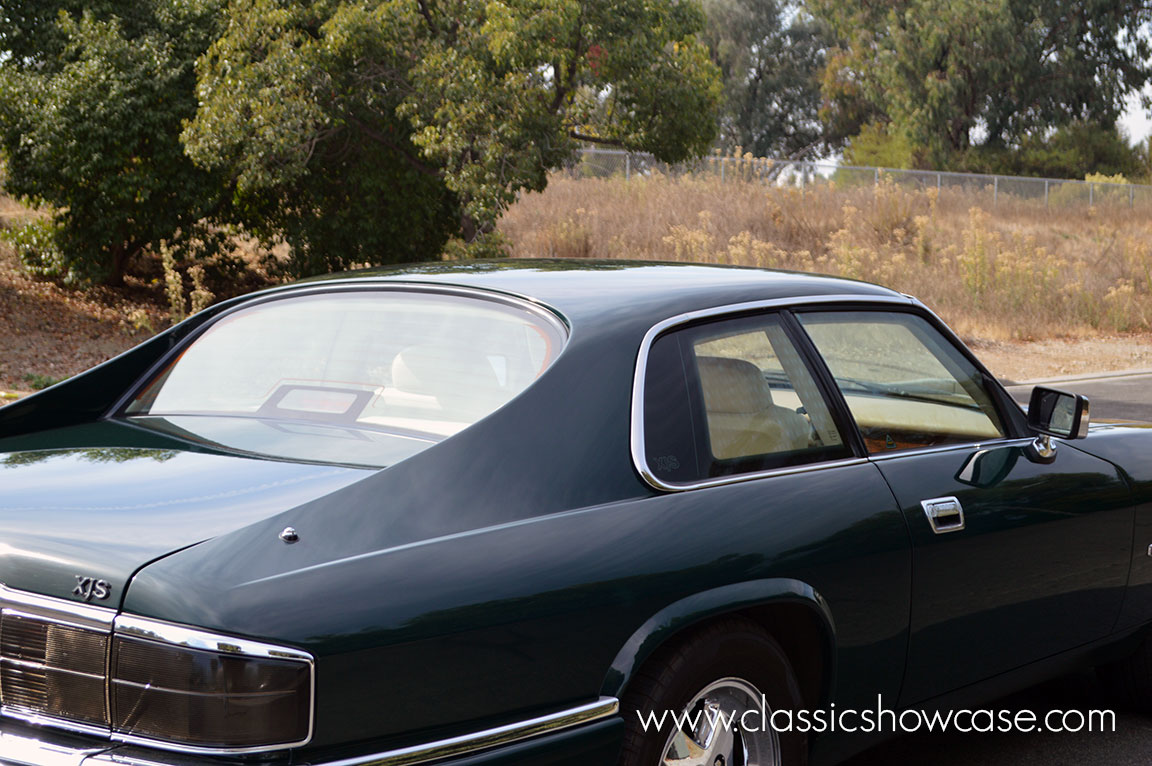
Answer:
[
  {"left": 797, "top": 311, "right": 1005, "bottom": 454},
  {"left": 642, "top": 313, "right": 852, "bottom": 485}
]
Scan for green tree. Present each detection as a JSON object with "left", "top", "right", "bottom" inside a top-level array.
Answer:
[
  {"left": 0, "top": 0, "right": 230, "bottom": 285},
  {"left": 964, "top": 121, "right": 1146, "bottom": 180},
  {"left": 701, "top": 0, "right": 832, "bottom": 159},
  {"left": 813, "top": 0, "right": 1152, "bottom": 169},
  {"left": 842, "top": 122, "right": 914, "bottom": 169},
  {"left": 184, "top": 0, "right": 722, "bottom": 276},
  {"left": 0, "top": 0, "right": 130, "bottom": 67}
]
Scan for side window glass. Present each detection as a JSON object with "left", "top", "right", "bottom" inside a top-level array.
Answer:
[
  {"left": 798, "top": 312, "right": 1005, "bottom": 454},
  {"left": 642, "top": 313, "right": 851, "bottom": 485}
]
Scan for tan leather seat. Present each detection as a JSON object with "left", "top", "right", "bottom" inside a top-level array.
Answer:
[
  {"left": 392, "top": 345, "right": 509, "bottom": 419},
  {"left": 695, "top": 356, "right": 813, "bottom": 460}
]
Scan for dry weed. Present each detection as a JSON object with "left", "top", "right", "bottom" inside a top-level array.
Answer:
[{"left": 501, "top": 174, "right": 1152, "bottom": 341}]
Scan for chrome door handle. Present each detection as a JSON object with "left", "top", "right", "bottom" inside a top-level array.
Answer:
[{"left": 921, "top": 496, "right": 965, "bottom": 534}]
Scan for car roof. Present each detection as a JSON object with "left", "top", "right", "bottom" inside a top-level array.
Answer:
[{"left": 293, "top": 259, "right": 909, "bottom": 326}]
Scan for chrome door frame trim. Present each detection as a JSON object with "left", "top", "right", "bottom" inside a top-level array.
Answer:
[
  {"left": 867, "top": 437, "right": 1038, "bottom": 462},
  {"left": 629, "top": 293, "right": 916, "bottom": 491}
]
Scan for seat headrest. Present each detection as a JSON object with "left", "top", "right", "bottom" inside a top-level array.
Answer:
[
  {"left": 696, "top": 356, "right": 774, "bottom": 413},
  {"left": 392, "top": 345, "right": 501, "bottom": 400}
]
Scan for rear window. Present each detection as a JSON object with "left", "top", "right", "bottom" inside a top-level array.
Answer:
[{"left": 124, "top": 290, "right": 566, "bottom": 467}]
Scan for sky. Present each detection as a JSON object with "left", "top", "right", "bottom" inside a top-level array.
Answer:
[{"left": 1121, "top": 85, "right": 1152, "bottom": 146}]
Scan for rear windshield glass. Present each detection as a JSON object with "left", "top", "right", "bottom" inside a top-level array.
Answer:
[{"left": 124, "top": 290, "right": 566, "bottom": 467}]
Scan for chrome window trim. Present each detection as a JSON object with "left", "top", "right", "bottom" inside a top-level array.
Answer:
[
  {"left": 321, "top": 696, "right": 620, "bottom": 766},
  {"left": 109, "top": 281, "right": 571, "bottom": 421},
  {"left": 641, "top": 457, "right": 872, "bottom": 492},
  {"left": 630, "top": 293, "right": 916, "bottom": 492},
  {"left": 794, "top": 301, "right": 1030, "bottom": 458},
  {"left": 867, "top": 437, "right": 1037, "bottom": 461}
]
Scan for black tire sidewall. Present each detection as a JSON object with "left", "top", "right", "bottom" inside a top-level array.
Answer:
[{"left": 621, "top": 623, "right": 808, "bottom": 766}]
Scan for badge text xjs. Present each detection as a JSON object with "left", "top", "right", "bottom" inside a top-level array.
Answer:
[{"left": 73, "top": 575, "right": 111, "bottom": 602}]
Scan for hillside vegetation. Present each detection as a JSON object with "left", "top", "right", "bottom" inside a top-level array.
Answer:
[
  {"left": 5, "top": 176, "right": 1152, "bottom": 397},
  {"left": 502, "top": 174, "right": 1152, "bottom": 344}
]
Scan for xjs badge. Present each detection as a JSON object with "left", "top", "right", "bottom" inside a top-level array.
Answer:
[{"left": 73, "top": 576, "right": 111, "bottom": 602}]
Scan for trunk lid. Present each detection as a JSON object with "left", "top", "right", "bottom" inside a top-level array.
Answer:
[{"left": 0, "top": 429, "right": 374, "bottom": 602}]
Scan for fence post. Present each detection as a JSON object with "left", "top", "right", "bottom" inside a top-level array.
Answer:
[
  {"left": 625, "top": 154, "right": 630, "bottom": 181},
  {"left": 1090, "top": 183, "right": 1094, "bottom": 206},
  {"left": 720, "top": 158, "right": 725, "bottom": 183},
  {"left": 874, "top": 167, "right": 879, "bottom": 186},
  {"left": 937, "top": 173, "right": 941, "bottom": 192},
  {"left": 1131, "top": 185, "right": 1135, "bottom": 208},
  {"left": 1044, "top": 179, "right": 1049, "bottom": 208},
  {"left": 993, "top": 176, "right": 998, "bottom": 206}
]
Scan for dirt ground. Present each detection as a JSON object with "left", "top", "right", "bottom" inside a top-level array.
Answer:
[
  {"left": 0, "top": 241, "right": 165, "bottom": 399},
  {"left": 2, "top": 213, "right": 1152, "bottom": 401},
  {"left": 3, "top": 264, "right": 1152, "bottom": 403},
  {"left": 969, "top": 335, "right": 1152, "bottom": 383}
]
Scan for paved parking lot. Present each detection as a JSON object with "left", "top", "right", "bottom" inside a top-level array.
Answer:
[
  {"left": 843, "top": 373, "right": 1152, "bottom": 765},
  {"left": 842, "top": 671, "right": 1152, "bottom": 766},
  {"left": 1004, "top": 371, "right": 1152, "bottom": 423}
]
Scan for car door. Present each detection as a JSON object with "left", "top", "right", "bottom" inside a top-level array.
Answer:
[
  {"left": 794, "top": 308, "right": 1134, "bottom": 704},
  {"left": 638, "top": 309, "right": 915, "bottom": 710}
]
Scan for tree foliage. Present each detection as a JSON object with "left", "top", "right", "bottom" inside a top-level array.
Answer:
[
  {"left": 183, "top": 0, "right": 723, "bottom": 275},
  {"left": 701, "top": 0, "right": 832, "bottom": 159},
  {"left": 813, "top": 0, "right": 1152, "bottom": 169},
  {"left": 964, "top": 122, "right": 1147, "bottom": 180},
  {"left": 842, "top": 122, "right": 915, "bottom": 169},
  {"left": 0, "top": 0, "right": 229, "bottom": 284}
]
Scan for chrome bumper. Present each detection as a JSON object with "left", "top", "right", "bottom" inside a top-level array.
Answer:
[
  {"left": 0, "top": 729, "right": 108, "bottom": 766},
  {"left": 0, "top": 698, "right": 620, "bottom": 766}
]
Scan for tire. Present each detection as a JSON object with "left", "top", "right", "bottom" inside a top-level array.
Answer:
[
  {"left": 1099, "top": 631, "right": 1152, "bottom": 712},
  {"left": 618, "top": 617, "right": 808, "bottom": 766}
]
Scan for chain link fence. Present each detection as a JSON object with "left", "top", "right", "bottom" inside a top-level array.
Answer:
[{"left": 569, "top": 147, "right": 1152, "bottom": 210}]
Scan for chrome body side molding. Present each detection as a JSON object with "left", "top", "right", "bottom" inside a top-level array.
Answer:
[{"left": 0, "top": 697, "right": 620, "bottom": 766}]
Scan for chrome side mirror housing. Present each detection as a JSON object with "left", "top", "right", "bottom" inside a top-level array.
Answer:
[
  {"left": 1026, "top": 386, "right": 1089, "bottom": 461},
  {"left": 1027, "top": 386, "right": 1090, "bottom": 439}
]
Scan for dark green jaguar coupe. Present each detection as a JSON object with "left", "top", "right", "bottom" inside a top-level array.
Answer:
[{"left": 0, "top": 260, "right": 1149, "bottom": 766}]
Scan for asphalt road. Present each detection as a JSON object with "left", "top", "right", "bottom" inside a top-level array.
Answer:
[
  {"left": 840, "top": 671, "right": 1152, "bottom": 766},
  {"left": 1004, "top": 372, "right": 1152, "bottom": 423},
  {"left": 840, "top": 373, "right": 1152, "bottom": 765}
]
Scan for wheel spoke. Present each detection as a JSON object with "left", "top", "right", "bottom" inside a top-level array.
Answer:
[
  {"left": 664, "top": 698, "right": 718, "bottom": 766},
  {"left": 662, "top": 728, "right": 712, "bottom": 766},
  {"left": 658, "top": 678, "right": 780, "bottom": 766}
]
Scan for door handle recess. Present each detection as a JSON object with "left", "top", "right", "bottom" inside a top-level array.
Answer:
[{"left": 921, "top": 496, "right": 965, "bottom": 534}]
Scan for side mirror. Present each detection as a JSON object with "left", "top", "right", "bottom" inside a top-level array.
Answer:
[{"left": 1027, "top": 386, "right": 1089, "bottom": 440}]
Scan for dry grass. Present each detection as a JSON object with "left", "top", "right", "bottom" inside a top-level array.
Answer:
[
  {"left": 0, "top": 194, "right": 277, "bottom": 395},
  {"left": 501, "top": 174, "right": 1152, "bottom": 343},
  {"left": 4, "top": 176, "right": 1152, "bottom": 400}
]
